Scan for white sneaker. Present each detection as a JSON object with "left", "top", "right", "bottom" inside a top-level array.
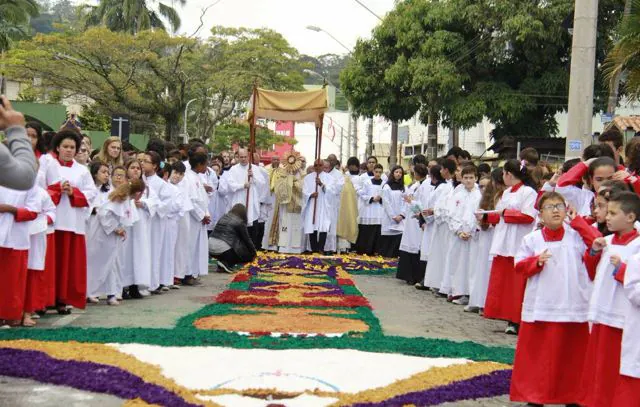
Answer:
[
  {"left": 139, "top": 289, "right": 151, "bottom": 297},
  {"left": 160, "top": 286, "right": 170, "bottom": 292},
  {"left": 463, "top": 305, "right": 480, "bottom": 313},
  {"left": 452, "top": 296, "right": 470, "bottom": 305},
  {"left": 169, "top": 284, "right": 181, "bottom": 290},
  {"left": 505, "top": 324, "right": 518, "bottom": 335},
  {"left": 87, "top": 297, "right": 99, "bottom": 304}
]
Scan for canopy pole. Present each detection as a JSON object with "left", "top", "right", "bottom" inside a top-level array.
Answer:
[
  {"left": 247, "top": 84, "right": 258, "bottom": 209},
  {"left": 312, "top": 115, "right": 325, "bottom": 225}
]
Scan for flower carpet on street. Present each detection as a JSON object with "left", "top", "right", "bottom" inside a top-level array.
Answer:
[{"left": 0, "top": 253, "right": 514, "bottom": 406}]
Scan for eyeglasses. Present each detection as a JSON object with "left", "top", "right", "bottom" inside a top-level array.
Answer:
[
  {"left": 79, "top": 149, "right": 88, "bottom": 154},
  {"left": 541, "top": 203, "right": 566, "bottom": 212}
]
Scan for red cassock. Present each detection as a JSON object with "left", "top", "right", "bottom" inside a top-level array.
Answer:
[
  {"left": 510, "top": 321, "right": 590, "bottom": 404},
  {"left": 483, "top": 255, "right": 527, "bottom": 323},
  {"left": 54, "top": 230, "right": 87, "bottom": 309},
  {"left": 613, "top": 375, "right": 640, "bottom": 407},
  {"left": 44, "top": 233, "right": 56, "bottom": 307},
  {"left": 23, "top": 268, "right": 46, "bottom": 313},
  {"left": 580, "top": 323, "right": 623, "bottom": 407},
  {"left": 0, "top": 248, "right": 29, "bottom": 320}
]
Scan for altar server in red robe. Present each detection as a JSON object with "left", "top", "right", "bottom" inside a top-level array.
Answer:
[
  {"left": 48, "top": 130, "right": 97, "bottom": 314},
  {"left": 581, "top": 191, "right": 640, "bottom": 407},
  {"left": 510, "top": 191, "right": 593, "bottom": 405},
  {"left": 0, "top": 185, "right": 39, "bottom": 327}
]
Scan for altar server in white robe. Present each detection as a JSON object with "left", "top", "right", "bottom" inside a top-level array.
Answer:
[
  {"left": 397, "top": 163, "right": 430, "bottom": 285},
  {"left": 170, "top": 162, "right": 195, "bottom": 283},
  {"left": 377, "top": 165, "right": 406, "bottom": 258},
  {"left": 255, "top": 155, "right": 271, "bottom": 250},
  {"left": 421, "top": 161, "right": 455, "bottom": 290},
  {"left": 86, "top": 180, "right": 145, "bottom": 305},
  {"left": 160, "top": 175, "right": 183, "bottom": 289},
  {"left": 441, "top": 166, "right": 482, "bottom": 301},
  {"left": 185, "top": 152, "right": 211, "bottom": 281},
  {"left": 142, "top": 151, "right": 175, "bottom": 292},
  {"left": 120, "top": 159, "right": 154, "bottom": 297},
  {"left": 218, "top": 149, "right": 267, "bottom": 239},
  {"left": 302, "top": 160, "right": 335, "bottom": 253}
]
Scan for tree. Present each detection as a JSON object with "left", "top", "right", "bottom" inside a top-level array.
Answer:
[
  {"left": 31, "top": 0, "right": 82, "bottom": 33},
  {"left": 343, "top": 0, "right": 626, "bottom": 146},
  {"left": 605, "top": 0, "right": 640, "bottom": 103},
  {"left": 211, "top": 122, "right": 295, "bottom": 152},
  {"left": 184, "top": 26, "right": 308, "bottom": 140},
  {"left": 82, "top": 0, "right": 185, "bottom": 35},
  {"left": 6, "top": 28, "right": 206, "bottom": 139},
  {"left": 0, "top": 0, "right": 39, "bottom": 51},
  {"left": 78, "top": 103, "right": 111, "bottom": 131}
]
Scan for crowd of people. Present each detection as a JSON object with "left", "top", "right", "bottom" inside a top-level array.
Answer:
[{"left": 1, "top": 93, "right": 640, "bottom": 406}]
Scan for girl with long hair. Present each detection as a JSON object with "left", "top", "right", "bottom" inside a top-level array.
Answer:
[
  {"left": 481, "top": 159, "right": 538, "bottom": 335},
  {"left": 96, "top": 136, "right": 124, "bottom": 171},
  {"left": 86, "top": 179, "right": 145, "bottom": 306}
]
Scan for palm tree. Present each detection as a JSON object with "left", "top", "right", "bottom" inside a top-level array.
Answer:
[
  {"left": 0, "top": 0, "right": 39, "bottom": 51},
  {"left": 83, "top": 0, "right": 185, "bottom": 35},
  {"left": 605, "top": 0, "right": 640, "bottom": 102}
]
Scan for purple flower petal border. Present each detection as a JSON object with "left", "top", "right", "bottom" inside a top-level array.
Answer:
[{"left": 0, "top": 347, "right": 199, "bottom": 407}]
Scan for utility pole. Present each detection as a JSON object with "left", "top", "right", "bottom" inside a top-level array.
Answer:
[
  {"left": 352, "top": 114, "right": 358, "bottom": 160},
  {"left": 565, "top": 0, "right": 599, "bottom": 159},
  {"left": 390, "top": 121, "right": 398, "bottom": 167},
  {"left": 346, "top": 114, "right": 352, "bottom": 158},
  {"left": 339, "top": 128, "right": 344, "bottom": 164}
]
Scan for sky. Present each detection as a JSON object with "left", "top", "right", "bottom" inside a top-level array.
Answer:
[{"left": 173, "top": 0, "right": 396, "bottom": 56}]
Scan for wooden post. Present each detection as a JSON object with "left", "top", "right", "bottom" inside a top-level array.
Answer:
[
  {"left": 247, "top": 85, "right": 258, "bottom": 209},
  {"left": 312, "top": 115, "right": 325, "bottom": 224}
]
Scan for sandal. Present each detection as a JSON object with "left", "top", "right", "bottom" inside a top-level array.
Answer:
[{"left": 22, "top": 315, "right": 36, "bottom": 327}]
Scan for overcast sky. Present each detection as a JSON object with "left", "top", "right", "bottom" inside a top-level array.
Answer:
[{"left": 173, "top": 0, "right": 396, "bottom": 56}]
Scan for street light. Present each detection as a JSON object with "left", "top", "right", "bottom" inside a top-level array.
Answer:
[
  {"left": 306, "top": 25, "right": 352, "bottom": 54},
  {"left": 183, "top": 97, "right": 215, "bottom": 143}
]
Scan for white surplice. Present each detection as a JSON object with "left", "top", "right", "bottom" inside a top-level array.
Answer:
[
  {"left": 324, "top": 168, "right": 345, "bottom": 252},
  {"left": 173, "top": 176, "right": 195, "bottom": 280},
  {"left": 186, "top": 169, "right": 210, "bottom": 277},
  {"left": 144, "top": 174, "right": 174, "bottom": 289},
  {"left": 302, "top": 171, "right": 334, "bottom": 234}
]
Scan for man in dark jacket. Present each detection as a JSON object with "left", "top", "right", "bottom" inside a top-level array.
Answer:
[{"left": 209, "top": 203, "right": 257, "bottom": 272}]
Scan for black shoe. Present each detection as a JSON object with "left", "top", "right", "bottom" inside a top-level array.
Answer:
[
  {"left": 121, "top": 288, "right": 131, "bottom": 300},
  {"left": 129, "top": 285, "right": 143, "bottom": 299},
  {"left": 56, "top": 303, "right": 71, "bottom": 315},
  {"left": 35, "top": 309, "right": 47, "bottom": 317}
]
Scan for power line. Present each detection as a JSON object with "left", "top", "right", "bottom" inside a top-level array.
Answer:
[{"left": 353, "top": 0, "right": 383, "bottom": 21}]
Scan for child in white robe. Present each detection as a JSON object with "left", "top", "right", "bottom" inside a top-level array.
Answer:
[
  {"left": 171, "top": 162, "right": 194, "bottom": 283},
  {"left": 185, "top": 152, "right": 211, "bottom": 282},
  {"left": 86, "top": 179, "right": 145, "bottom": 305},
  {"left": 86, "top": 161, "right": 111, "bottom": 303},
  {"left": 354, "top": 164, "right": 384, "bottom": 255},
  {"left": 378, "top": 165, "right": 406, "bottom": 258}
]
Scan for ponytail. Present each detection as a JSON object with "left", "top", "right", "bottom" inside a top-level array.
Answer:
[
  {"left": 503, "top": 159, "right": 536, "bottom": 189},
  {"left": 108, "top": 178, "right": 146, "bottom": 202}
]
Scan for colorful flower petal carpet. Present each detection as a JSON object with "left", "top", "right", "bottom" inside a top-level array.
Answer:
[{"left": 0, "top": 253, "right": 514, "bottom": 406}]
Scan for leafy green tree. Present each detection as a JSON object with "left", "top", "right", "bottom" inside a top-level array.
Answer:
[
  {"left": 0, "top": 0, "right": 39, "bottom": 51},
  {"left": 31, "top": 0, "right": 81, "bottom": 33},
  {"left": 342, "top": 0, "right": 626, "bottom": 145},
  {"left": 301, "top": 53, "right": 350, "bottom": 111},
  {"left": 605, "top": 0, "right": 640, "bottom": 102},
  {"left": 82, "top": 0, "right": 184, "bottom": 35},
  {"left": 78, "top": 104, "right": 111, "bottom": 132},
  {"left": 211, "top": 122, "right": 295, "bottom": 152}
]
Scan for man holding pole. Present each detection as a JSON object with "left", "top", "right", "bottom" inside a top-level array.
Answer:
[
  {"left": 302, "top": 159, "right": 335, "bottom": 254},
  {"left": 218, "top": 148, "right": 267, "bottom": 241}
]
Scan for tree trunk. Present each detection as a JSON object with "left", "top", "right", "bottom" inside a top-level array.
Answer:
[
  {"left": 390, "top": 121, "right": 398, "bottom": 167},
  {"left": 606, "top": 0, "right": 633, "bottom": 115},
  {"left": 366, "top": 117, "right": 374, "bottom": 158},
  {"left": 427, "top": 113, "right": 438, "bottom": 157},
  {"left": 164, "top": 115, "right": 181, "bottom": 143},
  {"left": 351, "top": 113, "right": 358, "bottom": 159}
]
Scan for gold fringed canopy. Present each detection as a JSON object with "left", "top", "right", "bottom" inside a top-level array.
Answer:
[{"left": 248, "top": 88, "right": 328, "bottom": 127}]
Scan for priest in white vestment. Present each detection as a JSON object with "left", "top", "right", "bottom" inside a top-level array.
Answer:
[
  {"left": 302, "top": 160, "right": 335, "bottom": 253},
  {"left": 218, "top": 149, "right": 267, "bottom": 241}
]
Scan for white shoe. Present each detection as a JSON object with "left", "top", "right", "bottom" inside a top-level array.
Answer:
[
  {"left": 169, "top": 284, "right": 180, "bottom": 290},
  {"left": 505, "top": 324, "right": 518, "bottom": 335},
  {"left": 160, "top": 286, "right": 170, "bottom": 292},
  {"left": 452, "top": 296, "right": 469, "bottom": 305},
  {"left": 139, "top": 289, "right": 151, "bottom": 297},
  {"left": 31, "top": 313, "right": 41, "bottom": 320},
  {"left": 87, "top": 297, "right": 99, "bottom": 304},
  {"left": 107, "top": 298, "right": 120, "bottom": 306},
  {"left": 463, "top": 305, "right": 480, "bottom": 313}
]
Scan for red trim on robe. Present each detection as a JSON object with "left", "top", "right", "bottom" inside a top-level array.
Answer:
[
  {"left": 484, "top": 255, "right": 526, "bottom": 323},
  {"left": 14, "top": 208, "right": 37, "bottom": 222},
  {"left": 558, "top": 162, "right": 587, "bottom": 187},
  {"left": 570, "top": 216, "right": 602, "bottom": 248},
  {"left": 583, "top": 248, "right": 601, "bottom": 281},
  {"left": 69, "top": 187, "right": 89, "bottom": 208},
  {"left": 486, "top": 212, "right": 500, "bottom": 225},
  {"left": 46, "top": 215, "right": 53, "bottom": 225},
  {"left": 515, "top": 256, "right": 543, "bottom": 278},
  {"left": 612, "top": 229, "right": 639, "bottom": 245},
  {"left": 580, "top": 323, "right": 623, "bottom": 407},
  {"left": 625, "top": 175, "right": 640, "bottom": 197},
  {"left": 0, "top": 247, "right": 28, "bottom": 320},
  {"left": 541, "top": 226, "right": 564, "bottom": 241},
  {"left": 533, "top": 190, "right": 545, "bottom": 210},
  {"left": 47, "top": 183, "right": 62, "bottom": 206},
  {"left": 510, "top": 321, "right": 590, "bottom": 404},
  {"left": 34, "top": 150, "right": 42, "bottom": 159},
  {"left": 57, "top": 159, "right": 73, "bottom": 168},
  {"left": 511, "top": 182, "right": 524, "bottom": 192},
  {"left": 614, "top": 263, "right": 627, "bottom": 284},
  {"left": 54, "top": 230, "right": 86, "bottom": 309},
  {"left": 613, "top": 375, "right": 640, "bottom": 407},
  {"left": 503, "top": 209, "right": 534, "bottom": 224}
]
